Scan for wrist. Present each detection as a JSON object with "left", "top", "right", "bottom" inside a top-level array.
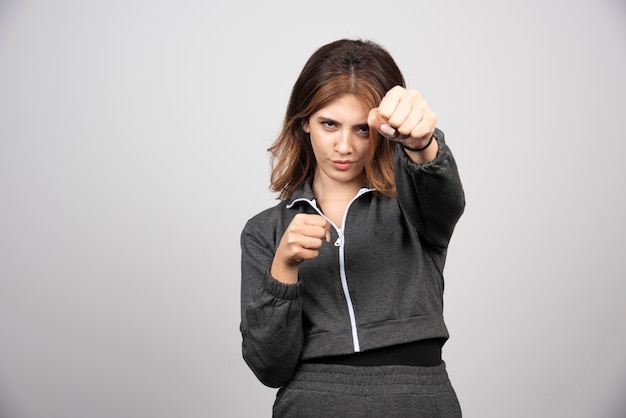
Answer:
[
  {"left": 271, "top": 259, "right": 300, "bottom": 284},
  {"left": 400, "top": 133, "right": 434, "bottom": 152}
]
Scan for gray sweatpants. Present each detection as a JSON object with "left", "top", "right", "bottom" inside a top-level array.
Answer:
[{"left": 273, "top": 361, "right": 462, "bottom": 417}]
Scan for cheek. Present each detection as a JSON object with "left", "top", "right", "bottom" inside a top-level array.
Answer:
[
  {"left": 356, "top": 139, "right": 371, "bottom": 156},
  {"left": 310, "top": 131, "right": 334, "bottom": 150},
  {"left": 308, "top": 134, "right": 329, "bottom": 159}
]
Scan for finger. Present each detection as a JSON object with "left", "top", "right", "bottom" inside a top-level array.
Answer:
[
  {"left": 396, "top": 101, "right": 426, "bottom": 138},
  {"left": 303, "top": 214, "right": 329, "bottom": 228},
  {"left": 298, "top": 214, "right": 331, "bottom": 243},
  {"left": 368, "top": 108, "right": 405, "bottom": 140},
  {"left": 295, "top": 213, "right": 328, "bottom": 228},
  {"left": 300, "top": 234, "right": 325, "bottom": 250},
  {"left": 380, "top": 124, "right": 407, "bottom": 141},
  {"left": 281, "top": 231, "right": 323, "bottom": 260},
  {"left": 393, "top": 94, "right": 436, "bottom": 140},
  {"left": 378, "top": 85, "right": 405, "bottom": 119},
  {"left": 386, "top": 90, "right": 419, "bottom": 129},
  {"left": 409, "top": 111, "right": 437, "bottom": 140},
  {"left": 290, "top": 216, "right": 330, "bottom": 242},
  {"left": 287, "top": 235, "right": 324, "bottom": 264},
  {"left": 304, "top": 220, "right": 330, "bottom": 242},
  {"left": 291, "top": 247, "right": 320, "bottom": 263},
  {"left": 376, "top": 87, "right": 428, "bottom": 140},
  {"left": 367, "top": 107, "right": 385, "bottom": 133}
]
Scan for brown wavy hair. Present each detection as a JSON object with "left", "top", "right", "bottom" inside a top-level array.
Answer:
[{"left": 268, "top": 38, "right": 405, "bottom": 200}]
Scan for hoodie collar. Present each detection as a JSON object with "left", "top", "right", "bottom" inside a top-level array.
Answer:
[
  {"left": 285, "top": 178, "right": 316, "bottom": 208},
  {"left": 285, "top": 177, "right": 374, "bottom": 209}
]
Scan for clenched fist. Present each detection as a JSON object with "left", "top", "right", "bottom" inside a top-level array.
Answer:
[
  {"left": 368, "top": 86, "right": 439, "bottom": 163},
  {"left": 271, "top": 214, "right": 331, "bottom": 284}
]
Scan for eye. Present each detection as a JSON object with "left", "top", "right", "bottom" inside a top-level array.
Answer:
[
  {"left": 356, "top": 124, "right": 370, "bottom": 137},
  {"left": 321, "top": 120, "right": 337, "bottom": 129}
]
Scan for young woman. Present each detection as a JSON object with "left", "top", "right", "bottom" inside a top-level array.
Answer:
[{"left": 240, "top": 38, "right": 465, "bottom": 417}]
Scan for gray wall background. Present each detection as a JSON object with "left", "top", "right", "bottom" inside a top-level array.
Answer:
[{"left": 1, "top": 0, "right": 625, "bottom": 417}]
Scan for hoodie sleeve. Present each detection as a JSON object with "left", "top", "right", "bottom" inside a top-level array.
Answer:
[
  {"left": 239, "top": 216, "right": 304, "bottom": 388},
  {"left": 394, "top": 128, "right": 466, "bottom": 251}
]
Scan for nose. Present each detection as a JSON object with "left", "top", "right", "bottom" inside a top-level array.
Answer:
[{"left": 334, "top": 129, "right": 353, "bottom": 154}]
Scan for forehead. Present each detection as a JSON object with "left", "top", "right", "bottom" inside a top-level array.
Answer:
[{"left": 314, "top": 94, "right": 369, "bottom": 120}]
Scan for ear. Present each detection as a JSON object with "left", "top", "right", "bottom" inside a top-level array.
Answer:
[{"left": 302, "top": 118, "right": 310, "bottom": 133}]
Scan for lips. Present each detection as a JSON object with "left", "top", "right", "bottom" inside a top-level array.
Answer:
[{"left": 332, "top": 160, "right": 355, "bottom": 171}]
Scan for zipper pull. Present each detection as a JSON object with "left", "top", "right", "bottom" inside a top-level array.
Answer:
[{"left": 334, "top": 230, "right": 343, "bottom": 247}]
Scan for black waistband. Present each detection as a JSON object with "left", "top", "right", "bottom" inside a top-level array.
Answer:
[{"left": 304, "top": 338, "right": 443, "bottom": 367}]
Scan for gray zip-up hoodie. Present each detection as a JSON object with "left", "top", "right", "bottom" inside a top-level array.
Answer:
[{"left": 240, "top": 129, "right": 465, "bottom": 388}]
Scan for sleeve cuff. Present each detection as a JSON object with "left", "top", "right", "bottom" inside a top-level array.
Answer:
[
  {"left": 398, "top": 128, "right": 449, "bottom": 173},
  {"left": 264, "top": 270, "right": 302, "bottom": 300}
]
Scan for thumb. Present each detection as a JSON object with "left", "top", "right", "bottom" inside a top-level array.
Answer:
[
  {"left": 367, "top": 107, "right": 384, "bottom": 132},
  {"left": 368, "top": 108, "right": 402, "bottom": 140}
]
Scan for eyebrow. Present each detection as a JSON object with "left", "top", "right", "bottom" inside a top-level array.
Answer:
[{"left": 317, "top": 116, "right": 369, "bottom": 129}]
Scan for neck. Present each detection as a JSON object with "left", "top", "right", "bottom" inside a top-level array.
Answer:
[{"left": 312, "top": 176, "right": 363, "bottom": 205}]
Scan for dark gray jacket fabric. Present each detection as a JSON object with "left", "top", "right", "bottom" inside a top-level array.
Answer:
[{"left": 240, "top": 129, "right": 465, "bottom": 388}]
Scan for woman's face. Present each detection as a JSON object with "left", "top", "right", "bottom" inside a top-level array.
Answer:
[{"left": 303, "top": 94, "right": 371, "bottom": 190}]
